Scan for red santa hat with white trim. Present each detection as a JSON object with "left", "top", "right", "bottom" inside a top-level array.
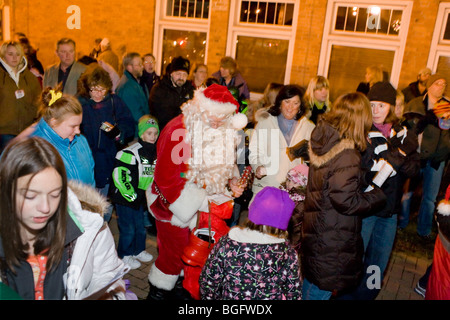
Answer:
[
  {"left": 437, "top": 184, "right": 450, "bottom": 216},
  {"left": 194, "top": 84, "right": 248, "bottom": 129}
]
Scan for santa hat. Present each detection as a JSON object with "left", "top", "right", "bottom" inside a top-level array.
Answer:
[
  {"left": 437, "top": 184, "right": 450, "bottom": 217},
  {"left": 195, "top": 84, "right": 248, "bottom": 129}
]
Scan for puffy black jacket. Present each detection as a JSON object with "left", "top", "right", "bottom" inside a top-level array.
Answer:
[
  {"left": 301, "top": 120, "right": 386, "bottom": 292},
  {"left": 148, "top": 75, "right": 194, "bottom": 132}
]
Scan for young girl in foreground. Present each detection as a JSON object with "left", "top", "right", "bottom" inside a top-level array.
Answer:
[
  {"left": 199, "top": 186, "right": 302, "bottom": 300},
  {"left": 0, "top": 137, "right": 128, "bottom": 300}
]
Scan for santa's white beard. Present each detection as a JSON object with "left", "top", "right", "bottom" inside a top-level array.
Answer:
[{"left": 186, "top": 123, "right": 237, "bottom": 195}]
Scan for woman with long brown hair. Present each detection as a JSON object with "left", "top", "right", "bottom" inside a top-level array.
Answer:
[
  {"left": 301, "top": 92, "right": 386, "bottom": 300},
  {"left": 0, "top": 137, "right": 128, "bottom": 300}
]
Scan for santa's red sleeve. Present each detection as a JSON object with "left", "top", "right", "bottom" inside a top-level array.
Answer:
[{"left": 146, "top": 115, "right": 206, "bottom": 228}]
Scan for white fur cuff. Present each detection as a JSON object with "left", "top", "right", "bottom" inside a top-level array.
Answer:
[
  {"left": 169, "top": 182, "right": 206, "bottom": 227},
  {"left": 148, "top": 264, "right": 179, "bottom": 291}
]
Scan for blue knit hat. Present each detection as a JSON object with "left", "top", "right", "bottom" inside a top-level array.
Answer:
[{"left": 248, "top": 186, "right": 295, "bottom": 231}]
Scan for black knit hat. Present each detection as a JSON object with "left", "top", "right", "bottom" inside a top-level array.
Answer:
[
  {"left": 169, "top": 56, "right": 190, "bottom": 74},
  {"left": 367, "top": 81, "right": 397, "bottom": 105}
]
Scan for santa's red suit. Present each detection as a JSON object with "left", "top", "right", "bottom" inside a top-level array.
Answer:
[{"left": 146, "top": 84, "right": 247, "bottom": 299}]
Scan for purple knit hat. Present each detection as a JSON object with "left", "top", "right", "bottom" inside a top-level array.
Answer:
[{"left": 248, "top": 186, "right": 295, "bottom": 231}]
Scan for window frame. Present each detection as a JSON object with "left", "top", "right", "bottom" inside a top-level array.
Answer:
[
  {"left": 427, "top": 2, "right": 450, "bottom": 73},
  {"left": 318, "top": 0, "right": 413, "bottom": 88},
  {"left": 226, "top": 0, "right": 299, "bottom": 92},
  {"left": 153, "top": 1, "right": 211, "bottom": 75}
]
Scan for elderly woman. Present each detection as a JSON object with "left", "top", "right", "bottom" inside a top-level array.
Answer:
[
  {"left": 77, "top": 66, "right": 135, "bottom": 221},
  {"left": 249, "top": 84, "right": 315, "bottom": 198},
  {"left": 0, "top": 40, "right": 41, "bottom": 152},
  {"left": 304, "top": 75, "right": 331, "bottom": 125}
]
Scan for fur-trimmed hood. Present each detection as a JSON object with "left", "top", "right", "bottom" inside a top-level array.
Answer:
[
  {"left": 308, "top": 120, "right": 355, "bottom": 168},
  {"left": 68, "top": 181, "right": 109, "bottom": 217}
]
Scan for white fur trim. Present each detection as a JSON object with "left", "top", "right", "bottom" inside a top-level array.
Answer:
[
  {"left": 228, "top": 226, "right": 286, "bottom": 244},
  {"left": 437, "top": 200, "right": 450, "bottom": 216},
  {"left": 148, "top": 263, "right": 179, "bottom": 291},
  {"left": 232, "top": 113, "right": 248, "bottom": 129},
  {"left": 195, "top": 88, "right": 237, "bottom": 115},
  {"left": 169, "top": 182, "right": 206, "bottom": 227}
]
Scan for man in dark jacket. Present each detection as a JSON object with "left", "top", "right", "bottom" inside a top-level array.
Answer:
[
  {"left": 149, "top": 56, "right": 194, "bottom": 132},
  {"left": 401, "top": 74, "right": 450, "bottom": 238},
  {"left": 401, "top": 67, "right": 431, "bottom": 104}
]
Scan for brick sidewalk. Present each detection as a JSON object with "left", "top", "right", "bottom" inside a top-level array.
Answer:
[{"left": 109, "top": 214, "right": 432, "bottom": 300}]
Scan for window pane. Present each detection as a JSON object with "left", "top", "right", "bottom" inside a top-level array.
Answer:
[
  {"left": 436, "top": 55, "right": 450, "bottom": 96},
  {"left": 248, "top": 2, "right": 258, "bottom": 23},
  {"left": 162, "top": 29, "right": 207, "bottom": 73},
  {"left": 240, "top": 1, "right": 250, "bottom": 22},
  {"left": 443, "top": 13, "right": 450, "bottom": 40},
  {"left": 356, "top": 7, "right": 367, "bottom": 32},
  {"left": 285, "top": 4, "right": 294, "bottom": 26},
  {"left": 335, "top": 6, "right": 347, "bottom": 30},
  {"left": 235, "top": 36, "right": 289, "bottom": 93},
  {"left": 345, "top": 7, "right": 357, "bottom": 31},
  {"left": 257, "top": 2, "right": 267, "bottom": 24},
  {"left": 267, "top": 3, "right": 276, "bottom": 24},
  {"left": 327, "top": 45, "right": 395, "bottom": 101},
  {"left": 389, "top": 10, "right": 402, "bottom": 35}
]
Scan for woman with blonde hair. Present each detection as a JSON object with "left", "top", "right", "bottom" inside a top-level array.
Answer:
[
  {"left": 27, "top": 87, "right": 95, "bottom": 186},
  {"left": 0, "top": 40, "right": 41, "bottom": 152},
  {"left": 304, "top": 75, "right": 331, "bottom": 124},
  {"left": 301, "top": 92, "right": 386, "bottom": 300},
  {"left": 357, "top": 65, "right": 384, "bottom": 95}
]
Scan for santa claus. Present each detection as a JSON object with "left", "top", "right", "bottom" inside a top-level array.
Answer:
[{"left": 146, "top": 84, "right": 247, "bottom": 300}]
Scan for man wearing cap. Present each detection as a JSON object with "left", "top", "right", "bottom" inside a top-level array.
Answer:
[
  {"left": 402, "top": 74, "right": 450, "bottom": 239},
  {"left": 401, "top": 67, "right": 432, "bottom": 104},
  {"left": 97, "top": 38, "right": 119, "bottom": 72},
  {"left": 149, "top": 56, "right": 195, "bottom": 132},
  {"left": 145, "top": 84, "right": 247, "bottom": 300}
]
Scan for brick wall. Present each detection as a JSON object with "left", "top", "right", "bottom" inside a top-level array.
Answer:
[
  {"left": 8, "top": 0, "right": 450, "bottom": 93},
  {"left": 12, "top": 0, "right": 156, "bottom": 70}
]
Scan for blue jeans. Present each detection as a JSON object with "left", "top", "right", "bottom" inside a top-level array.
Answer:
[
  {"left": 96, "top": 184, "right": 114, "bottom": 222},
  {"left": 342, "top": 214, "right": 397, "bottom": 300},
  {"left": 116, "top": 204, "right": 147, "bottom": 258},
  {"left": 302, "top": 278, "right": 332, "bottom": 300},
  {"left": 401, "top": 161, "right": 444, "bottom": 235}
]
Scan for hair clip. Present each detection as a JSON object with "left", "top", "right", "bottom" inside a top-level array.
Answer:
[{"left": 49, "top": 90, "right": 62, "bottom": 106}]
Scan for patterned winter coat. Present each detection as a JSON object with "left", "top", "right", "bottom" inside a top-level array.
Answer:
[{"left": 199, "top": 227, "right": 302, "bottom": 300}]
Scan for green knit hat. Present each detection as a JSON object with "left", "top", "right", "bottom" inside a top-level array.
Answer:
[{"left": 138, "top": 115, "right": 159, "bottom": 138}]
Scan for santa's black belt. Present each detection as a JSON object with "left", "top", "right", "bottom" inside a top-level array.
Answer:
[{"left": 153, "top": 183, "right": 169, "bottom": 205}]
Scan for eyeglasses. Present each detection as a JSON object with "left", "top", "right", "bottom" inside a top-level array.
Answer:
[{"left": 90, "top": 86, "right": 107, "bottom": 93}]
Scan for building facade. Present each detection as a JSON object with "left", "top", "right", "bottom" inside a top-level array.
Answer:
[{"left": 2, "top": 0, "right": 450, "bottom": 100}]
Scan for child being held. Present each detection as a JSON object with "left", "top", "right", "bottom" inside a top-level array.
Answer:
[
  {"left": 199, "top": 186, "right": 302, "bottom": 300},
  {"left": 426, "top": 184, "right": 450, "bottom": 300},
  {"left": 109, "top": 115, "right": 159, "bottom": 269},
  {"left": 280, "top": 164, "right": 309, "bottom": 254}
]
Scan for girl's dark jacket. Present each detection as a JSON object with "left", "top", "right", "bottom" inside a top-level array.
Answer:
[
  {"left": 301, "top": 119, "right": 386, "bottom": 292},
  {"left": 361, "top": 123, "right": 420, "bottom": 218}
]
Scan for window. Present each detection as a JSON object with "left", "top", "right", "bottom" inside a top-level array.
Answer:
[
  {"left": 427, "top": 3, "right": 450, "bottom": 96},
  {"left": 153, "top": 1, "right": 210, "bottom": 75},
  {"left": 318, "top": 1, "right": 412, "bottom": 101},
  {"left": 161, "top": 30, "right": 207, "bottom": 73},
  {"left": 239, "top": 1, "right": 294, "bottom": 26},
  {"left": 235, "top": 36, "right": 289, "bottom": 92},
  {"left": 228, "top": 0, "right": 298, "bottom": 95},
  {"left": 165, "top": 0, "right": 210, "bottom": 19},
  {"left": 334, "top": 5, "right": 402, "bottom": 36}
]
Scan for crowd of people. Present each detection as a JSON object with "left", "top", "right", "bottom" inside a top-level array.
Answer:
[{"left": 0, "top": 34, "right": 449, "bottom": 301}]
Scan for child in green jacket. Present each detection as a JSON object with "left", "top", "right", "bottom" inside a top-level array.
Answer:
[{"left": 110, "top": 115, "right": 159, "bottom": 269}]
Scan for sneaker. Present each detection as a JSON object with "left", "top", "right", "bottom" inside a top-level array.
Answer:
[
  {"left": 123, "top": 255, "right": 141, "bottom": 269},
  {"left": 414, "top": 281, "right": 426, "bottom": 298},
  {"left": 134, "top": 251, "right": 153, "bottom": 263}
]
